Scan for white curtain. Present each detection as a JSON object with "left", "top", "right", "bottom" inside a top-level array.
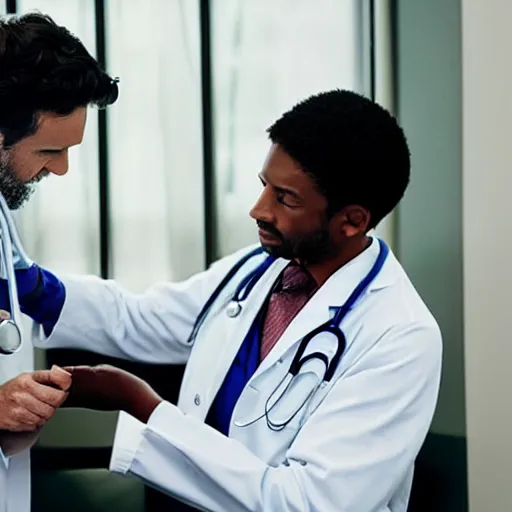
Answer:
[
  {"left": 15, "top": 0, "right": 206, "bottom": 291},
  {"left": 211, "top": 0, "right": 363, "bottom": 257},
  {"left": 13, "top": 0, "right": 369, "bottom": 285},
  {"left": 106, "top": 0, "right": 205, "bottom": 290}
]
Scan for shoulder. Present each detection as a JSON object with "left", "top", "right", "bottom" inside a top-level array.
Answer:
[
  {"left": 338, "top": 248, "right": 443, "bottom": 376},
  {"left": 363, "top": 255, "right": 443, "bottom": 367}
]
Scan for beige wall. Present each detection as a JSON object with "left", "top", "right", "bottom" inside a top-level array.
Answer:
[{"left": 462, "top": 0, "right": 512, "bottom": 510}]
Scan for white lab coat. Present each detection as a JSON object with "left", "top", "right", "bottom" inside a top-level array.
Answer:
[
  {"left": 0, "top": 320, "right": 33, "bottom": 512},
  {"left": 33, "top": 238, "right": 442, "bottom": 512}
]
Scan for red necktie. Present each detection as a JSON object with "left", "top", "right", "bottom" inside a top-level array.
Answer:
[{"left": 260, "top": 263, "right": 318, "bottom": 361}]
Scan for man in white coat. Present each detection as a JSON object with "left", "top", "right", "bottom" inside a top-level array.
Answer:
[
  {"left": 11, "top": 90, "right": 441, "bottom": 511},
  {"left": 0, "top": 12, "right": 119, "bottom": 511}
]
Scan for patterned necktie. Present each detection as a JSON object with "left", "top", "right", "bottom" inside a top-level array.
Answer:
[{"left": 260, "top": 262, "right": 318, "bottom": 361}]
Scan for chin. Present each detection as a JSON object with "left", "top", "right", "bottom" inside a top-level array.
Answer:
[
  {"left": 261, "top": 243, "right": 280, "bottom": 256},
  {"left": 261, "top": 243, "right": 295, "bottom": 261}
]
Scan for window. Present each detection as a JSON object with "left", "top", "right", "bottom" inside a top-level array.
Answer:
[
  {"left": 105, "top": 0, "right": 205, "bottom": 290},
  {"left": 211, "top": 0, "right": 369, "bottom": 257}
]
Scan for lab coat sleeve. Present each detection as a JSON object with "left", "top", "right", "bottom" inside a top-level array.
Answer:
[
  {"left": 32, "top": 246, "right": 260, "bottom": 364},
  {"left": 109, "top": 321, "right": 442, "bottom": 512}
]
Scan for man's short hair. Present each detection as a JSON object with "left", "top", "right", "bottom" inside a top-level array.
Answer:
[
  {"left": 0, "top": 12, "right": 119, "bottom": 147},
  {"left": 267, "top": 90, "right": 411, "bottom": 229}
]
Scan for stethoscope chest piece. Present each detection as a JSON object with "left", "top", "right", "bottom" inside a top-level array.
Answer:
[
  {"left": 226, "top": 301, "right": 242, "bottom": 318},
  {"left": 0, "top": 319, "right": 21, "bottom": 355}
]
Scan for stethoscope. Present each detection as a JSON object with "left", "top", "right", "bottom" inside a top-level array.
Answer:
[
  {"left": 0, "top": 193, "right": 29, "bottom": 355},
  {"left": 226, "top": 238, "right": 390, "bottom": 431}
]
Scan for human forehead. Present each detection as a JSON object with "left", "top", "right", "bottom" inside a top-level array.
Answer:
[{"left": 260, "top": 144, "right": 324, "bottom": 200}]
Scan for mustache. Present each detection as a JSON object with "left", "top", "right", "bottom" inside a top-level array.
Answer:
[
  {"left": 256, "top": 220, "right": 283, "bottom": 239},
  {"left": 29, "top": 171, "right": 49, "bottom": 184}
]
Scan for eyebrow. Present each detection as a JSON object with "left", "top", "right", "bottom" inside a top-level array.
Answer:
[{"left": 258, "top": 173, "right": 303, "bottom": 200}]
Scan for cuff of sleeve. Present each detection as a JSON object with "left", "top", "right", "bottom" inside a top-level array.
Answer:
[
  {"left": 109, "top": 411, "right": 146, "bottom": 475},
  {"left": 146, "top": 400, "right": 177, "bottom": 428}
]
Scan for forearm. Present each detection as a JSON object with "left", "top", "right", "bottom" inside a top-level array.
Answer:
[
  {"left": 110, "top": 402, "right": 312, "bottom": 512},
  {"left": 110, "top": 402, "right": 270, "bottom": 512},
  {"left": 0, "top": 429, "right": 40, "bottom": 457}
]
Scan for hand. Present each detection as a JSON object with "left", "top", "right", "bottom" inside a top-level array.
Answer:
[
  {"left": 0, "top": 366, "right": 71, "bottom": 432},
  {"left": 63, "top": 365, "right": 163, "bottom": 423}
]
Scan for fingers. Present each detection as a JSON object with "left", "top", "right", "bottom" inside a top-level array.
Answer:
[
  {"left": 4, "top": 406, "right": 45, "bottom": 432},
  {"left": 49, "top": 365, "right": 72, "bottom": 391},
  {"left": 30, "top": 369, "right": 56, "bottom": 387},
  {"left": 0, "top": 371, "right": 68, "bottom": 432},
  {"left": 26, "top": 374, "right": 69, "bottom": 408},
  {"left": 63, "top": 365, "right": 95, "bottom": 375},
  {"left": 17, "top": 393, "right": 55, "bottom": 422},
  {"left": 0, "top": 310, "right": 10, "bottom": 321},
  {"left": 31, "top": 366, "right": 72, "bottom": 391}
]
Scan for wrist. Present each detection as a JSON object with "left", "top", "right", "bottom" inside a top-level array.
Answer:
[{"left": 127, "top": 394, "right": 163, "bottom": 424}]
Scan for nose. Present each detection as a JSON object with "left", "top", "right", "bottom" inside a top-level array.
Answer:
[
  {"left": 45, "top": 151, "right": 69, "bottom": 176},
  {"left": 249, "top": 186, "right": 275, "bottom": 224}
]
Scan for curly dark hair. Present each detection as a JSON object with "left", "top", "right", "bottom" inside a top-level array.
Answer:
[
  {"left": 267, "top": 90, "right": 411, "bottom": 229},
  {"left": 0, "top": 12, "right": 119, "bottom": 148}
]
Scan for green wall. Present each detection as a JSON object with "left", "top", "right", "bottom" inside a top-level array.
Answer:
[{"left": 395, "top": 0, "right": 465, "bottom": 438}]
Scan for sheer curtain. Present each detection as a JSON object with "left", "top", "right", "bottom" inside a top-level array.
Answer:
[
  {"left": 106, "top": 0, "right": 205, "bottom": 291},
  {"left": 212, "top": 0, "right": 365, "bottom": 257},
  {"left": 15, "top": 0, "right": 206, "bottom": 291}
]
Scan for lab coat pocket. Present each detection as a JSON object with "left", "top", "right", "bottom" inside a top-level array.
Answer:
[
  {"left": 233, "top": 360, "right": 325, "bottom": 434},
  {"left": 264, "top": 364, "right": 324, "bottom": 431},
  {"left": 231, "top": 383, "right": 307, "bottom": 465}
]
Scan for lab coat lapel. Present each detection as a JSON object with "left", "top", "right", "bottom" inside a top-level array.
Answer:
[
  {"left": 205, "top": 258, "right": 289, "bottom": 407},
  {"left": 251, "top": 239, "right": 384, "bottom": 379}
]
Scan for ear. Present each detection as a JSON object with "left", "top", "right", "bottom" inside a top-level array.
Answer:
[{"left": 336, "top": 205, "right": 371, "bottom": 238}]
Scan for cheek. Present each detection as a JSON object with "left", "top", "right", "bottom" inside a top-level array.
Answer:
[
  {"left": 275, "top": 210, "right": 317, "bottom": 237},
  {"left": 9, "top": 152, "right": 46, "bottom": 181}
]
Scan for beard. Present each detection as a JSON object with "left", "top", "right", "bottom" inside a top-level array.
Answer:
[
  {"left": 0, "top": 151, "right": 48, "bottom": 210},
  {"left": 257, "top": 220, "right": 335, "bottom": 265}
]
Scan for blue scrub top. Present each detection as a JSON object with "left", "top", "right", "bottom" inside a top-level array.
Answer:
[{"left": 205, "top": 312, "right": 262, "bottom": 436}]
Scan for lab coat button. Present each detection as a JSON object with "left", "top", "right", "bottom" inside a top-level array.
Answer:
[
  {"left": 194, "top": 394, "right": 201, "bottom": 406},
  {"left": 299, "top": 460, "right": 307, "bottom": 466}
]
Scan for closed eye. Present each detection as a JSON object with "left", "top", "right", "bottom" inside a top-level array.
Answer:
[
  {"left": 258, "top": 175, "right": 303, "bottom": 208},
  {"left": 39, "top": 149, "right": 64, "bottom": 155}
]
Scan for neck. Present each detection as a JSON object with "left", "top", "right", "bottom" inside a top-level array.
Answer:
[{"left": 303, "top": 235, "right": 372, "bottom": 287}]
